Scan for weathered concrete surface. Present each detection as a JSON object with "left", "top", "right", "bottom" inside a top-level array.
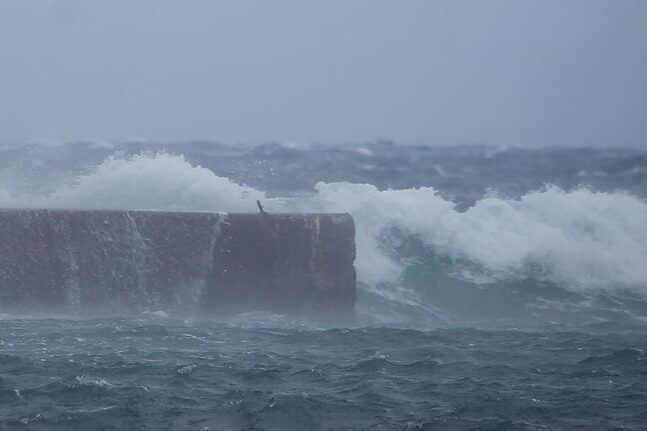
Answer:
[{"left": 0, "top": 209, "right": 355, "bottom": 320}]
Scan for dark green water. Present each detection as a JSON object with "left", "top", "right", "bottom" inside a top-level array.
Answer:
[{"left": 2, "top": 317, "right": 647, "bottom": 430}]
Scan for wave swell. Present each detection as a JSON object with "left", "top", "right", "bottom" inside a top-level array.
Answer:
[{"left": 2, "top": 153, "right": 646, "bottom": 325}]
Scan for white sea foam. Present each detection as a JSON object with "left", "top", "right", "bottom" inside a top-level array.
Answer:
[
  {"left": 1, "top": 153, "right": 646, "bottom": 294},
  {"left": 0, "top": 153, "right": 263, "bottom": 213},
  {"left": 74, "top": 375, "right": 112, "bottom": 388},
  {"left": 292, "top": 182, "right": 647, "bottom": 291}
]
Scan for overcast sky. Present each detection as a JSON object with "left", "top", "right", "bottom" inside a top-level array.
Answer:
[{"left": 1, "top": 0, "right": 646, "bottom": 147}]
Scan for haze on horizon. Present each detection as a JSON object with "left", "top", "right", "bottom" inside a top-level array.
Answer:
[{"left": 1, "top": 0, "right": 646, "bottom": 148}]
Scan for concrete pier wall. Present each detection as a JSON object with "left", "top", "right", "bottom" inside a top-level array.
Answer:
[{"left": 0, "top": 209, "right": 356, "bottom": 320}]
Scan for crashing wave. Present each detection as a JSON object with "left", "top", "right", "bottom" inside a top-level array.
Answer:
[{"left": 2, "top": 153, "right": 646, "bottom": 325}]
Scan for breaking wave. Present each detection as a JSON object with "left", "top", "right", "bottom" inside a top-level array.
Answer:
[
  {"left": 2, "top": 153, "right": 647, "bottom": 325},
  {"left": 0, "top": 153, "right": 264, "bottom": 213},
  {"left": 299, "top": 182, "right": 647, "bottom": 290}
]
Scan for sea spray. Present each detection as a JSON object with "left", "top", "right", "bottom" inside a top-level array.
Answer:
[
  {"left": 0, "top": 153, "right": 264, "bottom": 212},
  {"left": 2, "top": 153, "right": 647, "bottom": 324},
  {"left": 294, "top": 182, "right": 647, "bottom": 290},
  {"left": 1, "top": 147, "right": 646, "bottom": 430}
]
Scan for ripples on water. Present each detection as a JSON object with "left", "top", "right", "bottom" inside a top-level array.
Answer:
[{"left": 2, "top": 317, "right": 647, "bottom": 430}]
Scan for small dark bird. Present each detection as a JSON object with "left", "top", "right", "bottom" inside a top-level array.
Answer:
[{"left": 256, "top": 200, "right": 267, "bottom": 214}]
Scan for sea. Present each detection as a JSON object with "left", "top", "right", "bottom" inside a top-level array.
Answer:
[{"left": 1, "top": 141, "right": 646, "bottom": 430}]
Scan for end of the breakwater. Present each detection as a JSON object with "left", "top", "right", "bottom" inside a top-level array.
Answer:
[{"left": 0, "top": 208, "right": 356, "bottom": 321}]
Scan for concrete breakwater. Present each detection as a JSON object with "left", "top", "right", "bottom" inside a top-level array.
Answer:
[{"left": 0, "top": 209, "right": 356, "bottom": 320}]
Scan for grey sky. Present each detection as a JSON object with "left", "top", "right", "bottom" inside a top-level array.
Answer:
[{"left": 1, "top": 0, "right": 646, "bottom": 147}]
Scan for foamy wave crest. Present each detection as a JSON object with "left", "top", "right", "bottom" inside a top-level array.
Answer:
[
  {"left": 2, "top": 153, "right": 646, "bottom": 297},
  {"left": 0, "top": 153, "right": 264, "bottom": 212},
  {"left": 275, "top": 183, "right": 647, "bottom": 292}
]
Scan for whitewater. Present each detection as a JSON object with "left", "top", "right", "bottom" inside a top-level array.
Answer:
[
  {"left": 2, "top": 151, "right": 646, "bottom": 325},
  {"left": 1, "top": 143, "right": 647, "bottom": 429}
]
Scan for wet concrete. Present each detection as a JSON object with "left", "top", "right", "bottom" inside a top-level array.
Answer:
[{"left": 0, "top": 209, "right": 355, "bottom": 320}]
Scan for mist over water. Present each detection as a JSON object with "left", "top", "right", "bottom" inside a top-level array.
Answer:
[
  {"left": 2, "top": 144, "right": 647, "bottom": 327},
  {"left": 2, "top": 0, "right": 647, "bottom": 426},
  {"left": 2, "top": 143, "right": 647, "bottom": 429}
]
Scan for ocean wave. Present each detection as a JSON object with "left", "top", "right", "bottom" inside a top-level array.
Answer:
[
  {"left": 0, "top": 153, "right": 263, "bottom": 213},
  {"left": 2, "top": 153, "right": 646, "bottom": 324},
  {"left": 286, "top": 182, "right": 647, "bottom": 291}
]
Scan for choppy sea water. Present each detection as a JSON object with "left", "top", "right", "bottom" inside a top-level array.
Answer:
[
  {"left": 3, "top": 317, "right": 647, "bottom": 430},
  {"left": 1, "top": 142, "right": 647, "bottom": 429}
]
